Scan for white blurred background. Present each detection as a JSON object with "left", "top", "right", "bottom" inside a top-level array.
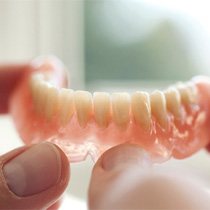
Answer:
[
  {"left": 2, "top": 0, "right": 210, "bottom": 89},
  {"left": 1, "top": 0, "right": 210, "bottom": 209},
  {"left": 0, "top": 0, "right": 84, "bottom": 89}
]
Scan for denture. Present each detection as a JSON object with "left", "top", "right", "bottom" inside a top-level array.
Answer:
[{"left": 8, "top": 56, "right": 210, "bottom": 162}]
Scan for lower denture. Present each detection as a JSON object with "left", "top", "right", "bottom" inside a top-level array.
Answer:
[{"left": 8, "top": 56, "right": 210, "bottom": 162}]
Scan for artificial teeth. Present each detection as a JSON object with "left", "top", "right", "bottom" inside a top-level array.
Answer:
[
  {"left": 177, "top": 83, "right": 197, "bottom": 104},
  {"left": 164, "top": 87, "right": 181, "bottom": 119},
  {"left": 30, "top": 74, "right": 43, "bottom": 103},
  {"left": 112, "top": 92, "right": 130, "bottom": 128},
  {"left": 44, "top": 86, "right": 59, "bottom": 120},
  {"left": 34, "top": 81, "right": 49, "bottom": 115},
  {"left": 185, "top": 82, "right": 198, "bottom": 103},
  {"left": 93, "top": 92, "right": 111, "bottom": 128},
  {"left": 150, "top": 90, "right": 168, "bottom": 129},
  {"left": 74, "top": 90, "right": 93, "bottom": 128},
  {"left": 131, "top": 91, "right": 151, "bottom": 131},
  {"left": 58, "top": 88, "right": 74, "bottom": 125}
]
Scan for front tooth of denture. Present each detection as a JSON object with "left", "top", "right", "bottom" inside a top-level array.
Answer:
[
  {"left": 74, "top": 90, "right": 93, "bottom": 128},
  {"left": 58, "top": 88, "right": 74, "bottom": 125},
  {"left": 93, "top": 92, "right": 111, "bottom": 128},
  {"left": 164, "top": 87, "right": 181, "bottom": 119},
  {"left": 131, "top": 91, "right": 151, "bottom": 131},
  {"left": 112, "top": 92, "right": 130, "bottom": 128},
  {"left": 150, "top": 90, "right": 168, "bottom": 129},
  {"left": 44, "top": 86, "right": 59, "bottom": 120},
  {"left": 177, "top": 83, "right": 197, "bottom": 104}
]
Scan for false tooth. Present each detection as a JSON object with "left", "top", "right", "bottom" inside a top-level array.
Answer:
[
  {"left": 30, "top": 74, "right": 44, "bottom": 102},
  {"left": 112, "top": 92, "right": 130, "bottom": 129},
  {"left": 177, "top": 83, "right": 197, "bottom": 104},
  {"left": 74, "top": 90, "right": 93, "bottom": 128},
  {"left": 34, "top": 81, "right": 49, "bottom": 115},
  {"left": 131, "top": 91, "right": 151, "bottom": 131},
  {"left": 93, "top": 92, "right": 111, "bottom": 128},
  {"left": 150, "top": 90, "right": 168, "bottom": 129},
  {"left": 185, "top": 82, "right": 198, "bottom": 103},
  {"left": 44, "top": 86, "right": 59, "bottom": 121},
  {"left": 164, "top": 87, "right": 181, "bottom": 119},
  {"left": 58, "top": 88, "right": 74, "bottom": 125}
]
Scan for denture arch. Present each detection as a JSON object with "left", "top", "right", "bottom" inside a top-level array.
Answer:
[{"left": 9, "top": 56, "right": 210, "bottom": 162}]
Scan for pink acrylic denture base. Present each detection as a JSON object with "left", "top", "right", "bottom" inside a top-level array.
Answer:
[{"left": 9, "top": 57, "right": 210, "bottom": 162}]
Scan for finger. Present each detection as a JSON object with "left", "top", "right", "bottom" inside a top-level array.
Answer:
[
  {"left": 47, "top": 199, "right": 62, "bottom": 210},
  {"left": 0, "top": 64, "right": 29, "bottom": 113},
  {"left": 88, "top": 144, "right": 152, "bottom": 209},
  {"left": 88, "top": 144, "right": 210, "bottom": 210},
  {"left": 0, "top": 142, "right": 70, "bottom": 209}
]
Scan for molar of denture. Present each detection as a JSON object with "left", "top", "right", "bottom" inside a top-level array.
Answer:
[
  {"left": 177, "top": 83, "right": 197, "bottom": 105},
  {"left": 131, "top": 91, "right": 151, "bottom": 131},
  {"left": 34, "top": 81, "right": 49, "bottom": 115},
  {"left": 164, "top": 87, "right": 181, "bottom": 119},
  {"left": 58, "top": 88, "right": 74, "bottom": 125},
  {"left": 30, "top": 74, "right": 43, "bottom": 101},
  {"left": 112, "top": 92, "right": 130, "bottom": 129},
  {"left": 93, "top": 92, "right": 111, "bottom": 128},
  {"left": 74, "top": 90, "right": 93, "bottom": 128},
  {"left": 150, "top": 90, "right": 168, "bottom": 129},
  {"left": 44, "top": 86, "right": 59, "bottom": 120},
  {"left": 186, "top": 82, "right": 198, "bottom": 103}
]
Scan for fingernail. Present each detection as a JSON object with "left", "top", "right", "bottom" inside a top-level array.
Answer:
[
  {"left": 102, "top": 144, "right": 152, "bottom": 171},
  {"left": 3, "top": 143, "right": 61, "bottom": 197}
]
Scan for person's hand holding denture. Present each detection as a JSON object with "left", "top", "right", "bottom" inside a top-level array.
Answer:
[{"left": 0, "top": 57, "right": 210, "bottom": 209}]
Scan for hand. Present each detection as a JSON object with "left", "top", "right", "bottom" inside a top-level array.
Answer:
[
  {"left": 0, "top": 65, "right": 70, "bottom": 209},
  {"left": 0, "top": 143, "right": 69, "bottom": 209},
  {"left": 1, "top": 144, "right": 210, "bottom": 210},
  {"left": 89, "top": 144, "right": 210, "bottom": 209}
]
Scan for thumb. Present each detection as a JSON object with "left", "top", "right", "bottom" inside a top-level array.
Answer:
[
  {"left": 88, "top": 144, "right": 152, "bottom": 209},
  {"left": 88, "top": 144, "right": 210, "bottom": 210},
  {"left": 0, "top": 142, "right": 70, "bottom": 209}
]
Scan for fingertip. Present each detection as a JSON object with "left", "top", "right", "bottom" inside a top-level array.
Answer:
[
  {"left": 0, "top": 143, "right": 70, "bottom": 209},
  {"left": 101, "top": 144, "right": 152, "bottom": 171},
  {"left": 88, "top": 144, "right": 152, "bottom": 209},
  {"left": 91, "top": 144, "right": 152, "bottom": 179},
  {"left": 89, "top": 144, "right": 210, "bottom": 210}
]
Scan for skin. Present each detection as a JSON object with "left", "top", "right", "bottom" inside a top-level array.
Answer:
[
  {"left": 89, "top": 144, "right": 210, "bottom": 210},
  {"left": 0, "top": 65, "right": 210, "bottom": 209}
]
